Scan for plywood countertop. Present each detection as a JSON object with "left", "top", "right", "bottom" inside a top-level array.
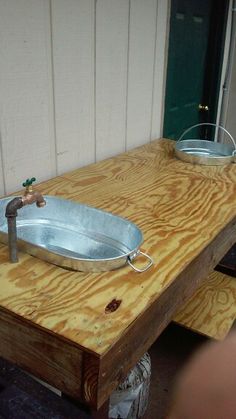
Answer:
[{"left": 0, "top": 138, "right": 236, "bottom": 408}]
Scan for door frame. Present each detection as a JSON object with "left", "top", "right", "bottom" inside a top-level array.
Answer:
[
  {"left": 161, "top": 0, "right": 233, "bottom": 137},
  {"left": 216, "top": 0, "right": 236, "bottom": 127}
]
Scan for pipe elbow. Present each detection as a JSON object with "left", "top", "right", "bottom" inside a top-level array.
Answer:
[{"left": 5, "top": 197, "right": 24, "bottom": 218}]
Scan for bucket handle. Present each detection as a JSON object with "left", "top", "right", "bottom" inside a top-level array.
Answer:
[
  {"left": 178, "top": 123, "right": 236, "bottom": 151},
  {"left": 128, "top": 250, "right": 153, "bottom": 273}
]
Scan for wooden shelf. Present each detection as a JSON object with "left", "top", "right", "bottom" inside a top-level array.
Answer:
[{"left": 173, "top": 270, "right": 236, "bottom": 340}]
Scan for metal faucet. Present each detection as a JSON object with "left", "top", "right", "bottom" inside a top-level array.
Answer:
[{"left": 5, "top": 177, "right": 46, "bottom": 263}]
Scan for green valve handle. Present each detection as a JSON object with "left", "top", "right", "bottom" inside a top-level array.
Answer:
[{"left": 22, "top": 177, "right": 36, "bottom": 188}]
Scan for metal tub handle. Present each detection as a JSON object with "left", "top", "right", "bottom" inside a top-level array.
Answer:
[
  {"left": 178, "top": 122, "right": 236, "bottom": 152},
  {"left": 232, "top": 149, "right": 236, "bottom": 162},
  {"left": 128, "top": 250, "right": 154, "bottom": 273}
]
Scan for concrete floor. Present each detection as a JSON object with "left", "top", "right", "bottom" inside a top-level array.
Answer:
[
  {"left": 144, "top": 323, "right": 207, "bottom": 418},
  {"left": 0, "top": 323, "right": 208, "bottom": 419}
]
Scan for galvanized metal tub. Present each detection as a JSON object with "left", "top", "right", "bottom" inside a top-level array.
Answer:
[
  {"left": 175, "top": 123, "right": 236, "bottom": 165},
  {"left": 0, "top": 196, "right": 153, "bottom": 273}
]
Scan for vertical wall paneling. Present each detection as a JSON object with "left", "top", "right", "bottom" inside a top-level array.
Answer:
[
  {"left": 151, "top": 0, "right": 169, "bottom": 139},
  {"left": 0, "top": 0, "right": 170, "bottom": 195},
  {"left": 51, "top": 0, "right": 95, "bottom": 175},
  {"left": 96, "top": 0, "right": 129, "bottom": 161},
  {"left": 0, "top": 0, "right": 56, "bottom": 193},
  {"left": 126, "top": 0, "right": 158, "bottom": 150}
]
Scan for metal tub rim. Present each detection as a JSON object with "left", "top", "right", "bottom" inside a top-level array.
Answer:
[
  {"left": 175, "top": 123, "right": 236, "bottom": 166},
  {"left": 175, "top": 139, "right": 236, "bottom": 166}
]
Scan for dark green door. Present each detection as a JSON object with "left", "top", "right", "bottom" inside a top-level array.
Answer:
[{"left": 163, "top": 0, "right": 229, "bottom": 140}]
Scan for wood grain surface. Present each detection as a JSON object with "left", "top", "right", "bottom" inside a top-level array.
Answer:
[
  {"left": 173, "top": 270, "right": 236, "bottom": 340},
  {"left": 0, "top": 138, "right": 236, "bottom": 407}
]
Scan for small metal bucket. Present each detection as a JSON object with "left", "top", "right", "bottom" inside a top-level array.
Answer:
[{"left": 175, "top": 123, "right": 236, "bottom": 165}]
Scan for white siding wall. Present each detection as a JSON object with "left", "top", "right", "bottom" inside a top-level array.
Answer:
[
  {"left": 126, "top": 0, "right": 157, "bottom": 150},
  {"left": 0, "top": 0, "right": 169, "bottom": 195},
  {"left": 51, "top": 0, "right": 95, "bottom": 174},
  {"left": 96, "top": 0, "right": 129, "bottom": 160}
]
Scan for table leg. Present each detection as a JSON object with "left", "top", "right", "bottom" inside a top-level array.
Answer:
[{"left": 91, "top": 400, "right": 109, "bottom": 419}]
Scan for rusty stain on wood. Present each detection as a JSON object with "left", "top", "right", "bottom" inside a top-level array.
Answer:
[{"left": 105, "top": 299, "right": 122, "bottom": 313}]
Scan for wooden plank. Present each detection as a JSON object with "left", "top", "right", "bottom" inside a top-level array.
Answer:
[
  {"left": 173, "top": 270, "right": 236, "bottom": 340},
  {"left": 93, "top": 217, "right": 236, "bottom": 408},
  {"left": 51, "top": 0, "right": 95, "bottom": 174},
  {"left": 83, "top": 352, "right": 101, "bottom": 407},
  {"left": 96, "top": 0, "right": 129, "bottom": 161},
  {"left": 0, "top": 0, "right": 56, "bottom": 194},
  {"left": 0, "top": 307, "right": 84, "bottom": 400},
  {"left": 91, "top": 400, "right": 109, "bottom": 419},
  {"left": 151, "top": 0, "right": 169, "bottom": 139},
  {"left": 126, "top": 0, "right": 158, "bottom": 150}
]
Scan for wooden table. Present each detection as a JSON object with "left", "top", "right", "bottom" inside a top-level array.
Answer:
[{"left": 0, "top": 139, "right": 236, "bottom": 411}]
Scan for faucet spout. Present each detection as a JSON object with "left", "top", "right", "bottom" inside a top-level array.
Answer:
[
  {"left": 22, "top": 190, "right": 46, "bottom": 208},
  {"left": 5, "top": 178, "right": 46, "bottom": 263}
]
